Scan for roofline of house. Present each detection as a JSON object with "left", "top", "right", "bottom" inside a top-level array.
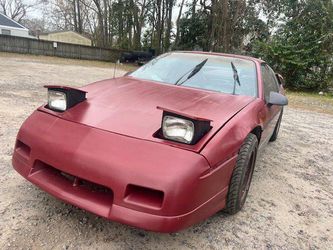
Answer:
[
  {"left": 0, "top": 13, "right": 28, "bottom": 30},
  {"left": 39, "top": 30, "right": 91, "bottom": 40},
  {"left": 0, "top": 24, "right": 29, "bottom": 31}
]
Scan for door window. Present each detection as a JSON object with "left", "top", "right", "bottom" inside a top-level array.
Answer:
[{"left": 261, "top": 64, "right": 279, "bottom": 101}]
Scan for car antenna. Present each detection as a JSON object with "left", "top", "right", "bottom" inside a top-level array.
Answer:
[
  {"left": 231, "top": 62, "right": 241, "bottom": 95},
  {"left": 113, "top": 59, "right": 120, "bottom": 78}
]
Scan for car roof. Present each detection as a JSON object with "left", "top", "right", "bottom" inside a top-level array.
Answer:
[{"left": 175, "top": 51, "right": 265, "bottom": 64}]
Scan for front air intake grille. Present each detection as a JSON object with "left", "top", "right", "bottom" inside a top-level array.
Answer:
[{"left": 32, "top": 160, "right": 113, "bottom": 197}]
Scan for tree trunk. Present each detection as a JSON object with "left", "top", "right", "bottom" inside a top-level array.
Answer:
[
  {"left": 174, "top": 0, "right": 185, "bottom": 48},
  {"left": 191, "top": 0, "right": 197, "bottom": 17},
  {"left": 73, "top": 0, "right": 78, "bottom": 32},
  {"left": 131, "top": 0, "right": 141, "bottom": 49},
  {"left": 155, "top": 0, "right": 162, "bottom": 54},
  {"left": 92, "top": 0, "right": 104, "bottom": 47},
  {"left": 164, "top": 0, "right": 173, "bottom": 51},
  {"left": 209, "top": 0, "right": 217, "bottom": 51},
  {"left": 77, "top": 0, "right": 82, "bottom": 33},
  {"left": 221, "top": 0, "right": 229, "bottom": 52},
  {"left": 103, "top": 0, "right": 108, "bottom": 46}
]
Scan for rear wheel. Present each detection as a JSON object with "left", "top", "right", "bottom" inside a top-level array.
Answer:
[
  {"left": 225, "top": 133, "right": 258, "bottom": 214},
  {"left": 269, "top": 109, "right": 283, "bottom": 142}
]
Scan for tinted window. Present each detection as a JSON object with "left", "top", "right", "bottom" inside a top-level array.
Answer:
[
  {"left": 261, "top": 64, "right": 279, "bottom": 100},
  {"left": 130, "top": 52, "right": 258, "bottom": 97}
]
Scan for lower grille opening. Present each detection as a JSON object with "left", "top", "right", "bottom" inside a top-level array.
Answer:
[
  {"left": 125, "top": 184, "right": 164, "bottom": 209},
  {"left": 32, "top": 160, "right": 113, "bottom": 197},
  {"left": 60, "top": 171, "right": 112, "bottom": 194}
]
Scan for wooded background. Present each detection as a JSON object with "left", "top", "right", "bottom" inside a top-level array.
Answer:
[{"left": 1, "top": 0, "right": 333, "bottom": 91}]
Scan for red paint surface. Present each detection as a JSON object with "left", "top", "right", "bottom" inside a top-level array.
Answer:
[
  {"left": 12, "top": 52, "right": 284, "bottom": 232},
  {"left": 38, "top": 77, "right": 255, "bottom": 152}
]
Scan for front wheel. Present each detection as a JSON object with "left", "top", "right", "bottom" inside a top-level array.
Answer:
[{"left": 225, "top": 133, "right": 258, "bottom": 214}]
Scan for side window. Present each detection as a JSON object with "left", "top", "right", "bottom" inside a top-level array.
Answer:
[
  {"left": 276, "top": 74, "right": 285, "bottom": 86},
  {"left": 261, "top": 64, "right": 279, "bottom": 101}
]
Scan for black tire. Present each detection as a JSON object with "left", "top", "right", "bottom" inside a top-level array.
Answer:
[
  {"left": 269, "top": 109, "right": 283, "bottom": 142},
  {"left": 225, "top": 133, "right": 258, "bottom": 215}
]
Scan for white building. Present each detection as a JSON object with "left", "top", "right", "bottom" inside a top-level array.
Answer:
[{"left": 0, "top": 13, "right": 32, "bottom": 38}]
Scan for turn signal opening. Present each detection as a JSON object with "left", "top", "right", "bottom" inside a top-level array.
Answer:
[
  {"left": 125, "top": 184, "right": 164, "bottom": 209},
  {"left": 15, "top": 140, "right": 31, "bottom": 160}
]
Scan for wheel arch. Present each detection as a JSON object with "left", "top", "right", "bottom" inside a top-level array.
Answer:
[
  {"left": 250, "top": 126, "right": 263, "bottom": 144},
  {"left": 201, "top": 99, "right": 264, "bottom": 168}
]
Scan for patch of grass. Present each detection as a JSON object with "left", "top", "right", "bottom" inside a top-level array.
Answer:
[
  {"left": 0, "top": 51, "right": 138, "bottom": 72},
  {"left": 286, "top": 90, "right": 333, "bottom": 115}
]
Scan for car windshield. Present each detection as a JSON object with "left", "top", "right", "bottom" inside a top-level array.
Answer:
[{"left": 129, "top": 52, "right": 257, "bottom": 97}]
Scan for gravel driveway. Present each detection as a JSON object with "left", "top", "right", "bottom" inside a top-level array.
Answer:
[{"left": 0, "top": 53, "right": 332, "bottom": 249}]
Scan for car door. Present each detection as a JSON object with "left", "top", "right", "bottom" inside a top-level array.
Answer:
[{"left": 260, "top": 64, "right": 283, "bottom": 144}]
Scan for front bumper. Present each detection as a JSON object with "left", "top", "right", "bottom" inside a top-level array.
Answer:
[{"left": 12, "top": 111, "right": 235, "bottom": 232}]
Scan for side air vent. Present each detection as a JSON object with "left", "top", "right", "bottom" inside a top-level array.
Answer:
[
  {"left": 15, "top": 140, "right": 31, "bottom": 160},
  {"left": 124, "top": 184, "right": 164, "bottom": 209}
]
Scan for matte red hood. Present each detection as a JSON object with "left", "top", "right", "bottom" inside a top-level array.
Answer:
[{"left": 41, "top": 77, "right": 255, "bottom": 151}]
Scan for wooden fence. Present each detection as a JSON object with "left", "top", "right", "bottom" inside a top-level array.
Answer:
[{"left": 0, "top": 35, "right": 126, "bottom": 62}]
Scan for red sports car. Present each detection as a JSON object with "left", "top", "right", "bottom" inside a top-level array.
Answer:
[{"left": 12, "top": 52, "right": 288, "bottom": 232}]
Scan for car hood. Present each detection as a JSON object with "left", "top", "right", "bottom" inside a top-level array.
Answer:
[{"left": 41, "top": 77, "right": 255, "bottom": 151}]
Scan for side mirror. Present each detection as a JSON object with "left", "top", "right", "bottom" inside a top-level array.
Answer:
[{"left": 268, "top": 92, "right": 288, "bottom": 106}]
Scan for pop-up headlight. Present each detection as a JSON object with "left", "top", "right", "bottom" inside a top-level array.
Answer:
[
  {"left": 45, "top": 86, "right": 87, "bottom": 112},
  {"left": 159, "top": 108, "right": 212, "bottom": 145},
  {"left": 163, "top": 116, "right": 195, "bottom": 144},
  {"left": 48, "top": 90, "right": 67, "bottom": 111}
]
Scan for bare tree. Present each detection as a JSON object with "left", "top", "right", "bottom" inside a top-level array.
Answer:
[{"left": 0, "top": 0, "right": 37, "bottom": 22}]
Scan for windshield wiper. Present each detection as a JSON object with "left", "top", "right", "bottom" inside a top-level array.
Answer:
[
  {"left": 231, "top": 62, "right": 241, "bottom": 95},
  {"left": 175, "top": 58, "right": 208, "bottom": 86}
]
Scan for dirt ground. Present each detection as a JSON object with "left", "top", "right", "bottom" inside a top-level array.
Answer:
[{"left": 0, "top": 53, "right": 332, "bottom": 250}]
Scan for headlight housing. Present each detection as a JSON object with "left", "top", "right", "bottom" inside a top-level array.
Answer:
[
  {"left": 162, "top": 116, "right": 195, "bottom": 144},
  {"left": 45, "top": 86, "right": 87, "bottom": 112},
  {"left": 159, "top": 109, "right": 212, "bottom": 145},
  {"left": 48, "top": 90, "right": 67, "bottom": 111}
]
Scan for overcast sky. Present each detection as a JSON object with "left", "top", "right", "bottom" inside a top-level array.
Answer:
[{"left": 27, "top": 1, "right": 185, "bottom": 22}]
